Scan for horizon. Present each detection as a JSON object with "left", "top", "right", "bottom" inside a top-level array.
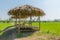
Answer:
[{"left": 0, "top": 0, "right": 60, "bottom": 21}]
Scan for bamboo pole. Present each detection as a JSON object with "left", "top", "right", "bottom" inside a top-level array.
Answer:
[
  {"left": 15, "top": 17, "right": 17, "bottom": 27},
  {"left": 38, "top": 16, "right": 40, "bottom": 31},
  {"left": 29, "top": 15, "right": 32, "bottom": 27},
  {"left": 18, "top": 15, "right": 21, "bottom": 33}
]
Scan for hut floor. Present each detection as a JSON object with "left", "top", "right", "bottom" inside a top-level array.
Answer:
[{"left": 19, "top": 26, "right": 40, "bottom": 32}]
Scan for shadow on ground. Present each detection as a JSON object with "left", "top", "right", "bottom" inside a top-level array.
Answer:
[{"left": 0, "top": 27, "right": 36, "bottom": 40}]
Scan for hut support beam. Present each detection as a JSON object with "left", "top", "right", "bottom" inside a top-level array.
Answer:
[
  {"left": 18, "top": 15, "right": 21, "bottom": 33},
  {"left": 38, "top": 16, "right": 40, "bottom": 31},
  {"left": 15, "top": 18, "right": 17, "bottom": 27},
  {"left": 29, "top": 16, "right": 32, "bottom": 27},
  {"left": 18, "top": 18, "right": 20, "bottom": 33}
]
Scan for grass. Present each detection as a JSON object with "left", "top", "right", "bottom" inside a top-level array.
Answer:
[
  {"left": 41, "top": 22, "right": 60, "bottom": 36},
  {"left": 0, "top": 22, "right": 13, "bottom": 31},
  {"left": 32, "top": 22, "right": 60, "bottom": 36},
  {"left": 0, "top": 22, "right": 14, "bottom": 35},
  {"left": 0, "top": 21, "right": 60, "bottom": 36}
]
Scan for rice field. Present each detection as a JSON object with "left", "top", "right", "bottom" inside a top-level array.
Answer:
[
  {"left": 0, "top": 22, "right": 13, "bottom": 31},
  {"left": 32, "top": 21, "right": 60, "bottom": 36},
  {"left": 0, "top": 21, "right": 60, "bottom": 36}
]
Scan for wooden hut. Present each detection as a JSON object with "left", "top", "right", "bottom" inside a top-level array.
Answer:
[{"left": 8, "top": 5, "right": 45, "bottom": 32}]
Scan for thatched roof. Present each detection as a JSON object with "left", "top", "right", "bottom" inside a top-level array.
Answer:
[
  {"left": 8, "top": 5, "right": 45, "bottom": 19},
  {"left": 11, "top": 15, "right": 28, "bottom": 19}
]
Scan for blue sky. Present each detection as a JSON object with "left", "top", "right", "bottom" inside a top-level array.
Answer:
[{"left": 0, "top": 0, "right": 60, "bottom": 20}]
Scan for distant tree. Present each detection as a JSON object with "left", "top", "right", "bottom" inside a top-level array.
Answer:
[{"left": 54, "top": 19, "right": 60, "bottom": 22}]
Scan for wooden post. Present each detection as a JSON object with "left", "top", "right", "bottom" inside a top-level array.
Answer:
[
  {"left": 29, "top": 15, "right": 32, "bottom": 27},
  {"left": 15, "top": 18, "right": 17, "bottom": 27},
  {"left": 38, "top": 16, "right": 40, "bottom": 31},
  {"left": 18, "top": 15, "right": 21, "bottom": 33}
]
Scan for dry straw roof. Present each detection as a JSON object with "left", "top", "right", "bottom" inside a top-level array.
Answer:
[{"left": 8, "top": 5, "right": 45, "bottom": 19}]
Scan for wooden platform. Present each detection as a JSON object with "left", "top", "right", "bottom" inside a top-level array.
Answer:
[{"left": 19, "top": 26, "right": 40, "bottom": 32}]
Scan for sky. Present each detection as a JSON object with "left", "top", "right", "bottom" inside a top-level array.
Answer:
[{"left": 0, "top": 0, "right": 60, "bottom": 21}]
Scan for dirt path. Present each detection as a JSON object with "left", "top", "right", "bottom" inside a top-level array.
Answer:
[
  {"left": 14, "top": 31, "right": 60, "bottom": 40},
  {"left": 0, "top": 32, "right": 60, "bottom": 40},
  {"left": 14, "top": 35, "right": 60, "bottom": 40}
]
